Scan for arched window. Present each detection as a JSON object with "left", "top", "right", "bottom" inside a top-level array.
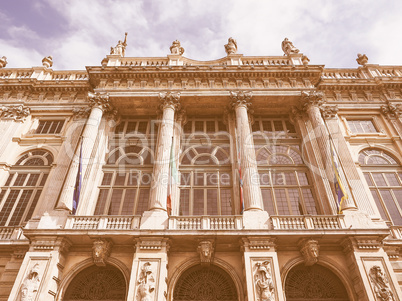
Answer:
[
  {"left": 179, "top": 117, "right": 232, "bottom": 215},
  {"left": 359, "top": 148, "right": 402, "bottom": 225},
  {"left": 0, "top": 150, "right": 53, "bottom": 226},
  {"left": 94, "top": 119, "right": 156, "bottom": 216},
  {"left": 285, "top": 264, "right": 349, "bottom": 300},
  {"left": 253, "top": 117, "right": 318, "bottom": 216}
]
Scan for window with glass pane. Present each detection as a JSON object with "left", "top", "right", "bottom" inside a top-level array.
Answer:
[
  {"left": 180, "top": 118, "right": 232, "bottom": 215},
  {"left": 360, "top": 148, "right": 402, "bottom": 225},
  {"left": 347, "top": 120, "right": 378, "bottom": 133},
  {"left": 252, "top": 117, "right": 297, "bottom": 139},
  {"left": 0, "top": 150, "right": 52, "bottom": 226},
  {"left": 35, "top": 120, "right": 65, "bottom": 134}
]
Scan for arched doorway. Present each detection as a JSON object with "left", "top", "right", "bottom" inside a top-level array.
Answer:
[
  {"left": 285, "top": 264, "right": 349, "bottom": 301},
  {"left": 64, "top": 264, "right": 126, "bottom": 301},
  {"left": 173, "top": 264, "right": 238, "bottom": 301}
]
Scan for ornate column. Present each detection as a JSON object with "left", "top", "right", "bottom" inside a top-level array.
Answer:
[
  {"left": 141, "top": 92, "right": 180, "bottom": 229},
  {"left": 300, "top": 91, "right": 357, "bottom": 212},
  {"left": 381, "top": 102, "right": 402, "bottom": 155},
  {"left": 241, "top": 237, "right": 284, "bottom": 301},
  {"left": 229, "top": 91, "right": 263, "bottom": 211},
  {"left": 56, "top": 92, "right": 113, "bottom": 212}
]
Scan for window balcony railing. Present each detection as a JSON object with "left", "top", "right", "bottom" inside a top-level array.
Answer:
[
  {"left": 65, "top": 216, "right": 141, "bottom": 230},
  {"left": 271, "top": 215, "right": 346, "bottom": 230},
  {"left": 168, "top": 216, "right": 243, "bottom": 230},
  {"left": 0, "top": 227, "right": 25, "bottom": 240}
]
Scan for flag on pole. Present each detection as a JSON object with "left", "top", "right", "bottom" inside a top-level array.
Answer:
[
  {"left": 330, "top": 143, "right": 348, "bottom": 214},
  {"left": 167, "top": 138, "right": 178, "bottom": 215},
  {"left": 235, "top": 128, "right": 244, "bottom": 214},
  {"left": 72, "top": 140, "right": 83, "bottom": 215}
]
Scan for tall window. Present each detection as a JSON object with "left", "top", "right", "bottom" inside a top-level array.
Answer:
[
  {"left": 347, "top": 119, "right": 378, "bottom": 134},
  {"left": 94, "top": 119, "right": 156, "bottom": 216},
  {"left": 0, "top": 150, "right": 52, "bottom": 226},
  {"left": 360, "top": 149, "right": 402, "bottom": 225},
  {"left": 253, "top": 117, "right": 318, "bottom": 215},
  {"left": 179, "top": 117, "right": 233, "bottom": 215}
]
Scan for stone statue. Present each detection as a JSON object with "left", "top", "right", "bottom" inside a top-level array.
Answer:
[
  {"left": 254, "top": 261, "right": 275, "bottom": 301},
  {"left": 369, "top": 265, "right": 395, "bottom": 301},
  {"left": 225, "top": 37, "right": 237, "bottom": 55},
  {"left": 0, "top": 56, "right": 7, "bottom": 68},
  {"left": 92, "top": 238, "right": 112, "bottom": 266},
  {"left": 20, "top": 264, "right": 40, "bottom": 301},
  {"left": 281, "top": 38, "right": 299, "bottom": 56},
  {"left": 137, "top": 262, "right": 155, "bottom": 301},
  {"left": 299, "top": 239, "right": 319, "bottom": 266},
  {"left": 356, "top": 53, "right": 368, "bottom": 66},
  {"left": 170, "top": 40, "right": 185, "bottom": 55},
  {"left": 42, "top": 56, "right": 53, "bottom": 68},
  {"left": 197, "top": 240, "right": 214, "bottom": 265},
  {"left": 110, "top": 32, "right": 128, "bottom": 57}
]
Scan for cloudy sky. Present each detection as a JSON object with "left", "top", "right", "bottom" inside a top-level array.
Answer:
[{"left": 1, "top": 0, "right": 401, "bottom": 70}]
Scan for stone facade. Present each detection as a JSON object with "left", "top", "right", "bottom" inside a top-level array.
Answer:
[{"left": 0, "top": 39, "right": 402, "bottom": 301}]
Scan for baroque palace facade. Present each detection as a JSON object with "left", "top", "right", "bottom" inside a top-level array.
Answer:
[{"left": 0, "top": 37, "right": 402, "bottom": 301}]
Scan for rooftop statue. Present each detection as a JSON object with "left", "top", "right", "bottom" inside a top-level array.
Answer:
[
  {"left": 225, "top": 37, "right": 237, "bottom": 55},
  {"left": 356, "top": 53, "right": 368, "bottom": 66},
  {"left": 0, "top": 56, "right": 7, "bottom": 68},
  {"left": 110, "top": 32, "right": 128, "bottom": 57},
  {"left": 42, "top": 56, "right": 53, "bottom": 68},
  {"left": 170, "top": 40, "right": 185, "bottom": 55},
  {"left": 281, "top": 38, "right": 300, "bottom": 55}
]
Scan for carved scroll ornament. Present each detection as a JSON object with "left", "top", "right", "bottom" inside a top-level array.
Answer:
[
  {"left": 369, "top": 265, "right": 395, "bottom": 301},
  {"left": 254, "top": 261, "right": 275, "bottom": 301},
  {"left": 381, "top": 102, "right": 401, "bottom": 119},
  {"left": 0, "top": 105, "right": 30, "bottom": 122},
  {"left": 20, "top": 264, "right": 40, "bottom": 301},
  {"left": 92, "top": 238, "right": 112, "bottom": 266},
  {"left": 137, "top": 262, "right": 155, "bottom": 301}
]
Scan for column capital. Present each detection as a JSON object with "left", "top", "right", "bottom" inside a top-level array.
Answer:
[
  {"left": 88, "top": 91, "right": 113, "bottom": 112},
  {"left": 300, "top": 90, "right": 326, "bottom": 110},
  {"left": 321, "top": 104, "right": 339, "bottom": 120},
  {"left": 72, "top": 106, "right": 91, "bottom": 120},
  {"left": 381, "top": 102, "right": 402, "bottom": 119},
  {"left": 0, "top": 104, "right": 30, "bottom": 122},
  {"left": 229, "top": 90, "right": 253, "bottom": 109},
  {"left": 159, "top": 91, "right": 181, "bottom": 111}
]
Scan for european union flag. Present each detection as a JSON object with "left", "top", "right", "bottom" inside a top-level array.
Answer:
[
  {"left": 72, "top": 140, "right": 83, "bottom": 215},
  {"left": 330, "top": 144, "right": 348, "bottom": 214}
]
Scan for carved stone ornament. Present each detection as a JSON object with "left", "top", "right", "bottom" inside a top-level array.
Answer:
[
  {"left": 170, "top": 40, "right": 185, "bottom": 55},
  {"left": 356, "top": 53, "right": 369, "bottom": 66},
  {"left": 254, "top": 261, "right": 275, "bottom": 301},
  {"left": 320, "top": 104, "right": 339, "bottom": 120},
  {"left": 300, "top": 90, "right": 326, "bottom": 111},
  {"left": 72, "top": 106, "right": 91, "bottom": 119},
  {"left": 110, "top": 32, "right": 128, "bottom": 57},
  {"left": 290, "top": 106, "right": 305, "bottom": 123},
  {"left": 0, "top": 56, "right": 7, "bottom": 68},
  {"left": 197, "top": 240, "right": 214, "bottom": 266},
  {"left": 225, "top": 37, "right": 238, "bottom": 55},
  {"left": 369, "top": 265, "right": 395, "bottom": 301},
  {"left": 229, "top": 90, "right": 253, "bottom": 109},
  {"left": 42, "top": 56, "right": 53, "bottom": 68},
  {"left": 381, "top": 102, "right": 401, "bottom": 119},
  {"left": 137, "top": 262, "right": 155, "bottom": 301},
  {"left": 302, "top": 55, "right": 310, "bottom": 66},
  {"left": 20, "top": 264, "right": 41, "bottom": 301},
  {"left": 299, "top": 239, "right": 319, "bottom": 266},
  {"left": 88, "top": 91, "right": 113, "bottom": 112},
  {"left": 92, "top": 238, "right": 112, "bottom": 266},
  {"left": 0, "top": 105, "right": 30, "bottom": 122},
  {"left": 281, "top": 38, "right": 300, "bottom": 56},
  {"left": 159, "top": 91, "right": 181, "bottom": 111}
]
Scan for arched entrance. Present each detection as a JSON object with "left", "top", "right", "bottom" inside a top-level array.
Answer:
[
  {"left": 64, "top": 264, "right": 126, "bottom": 301},
  {"left": 173, "top": 264, "right": 238, "bottom": 301},
  {"left": 285, "top": 264, "right": 349, "bottom": 301}
]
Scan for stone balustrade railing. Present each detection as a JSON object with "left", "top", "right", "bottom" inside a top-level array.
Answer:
[
  {"left": 0, "top": 69, "right": 88, "bottom": 81},
  {"left": 65, "top": 216, "right": 141, "bottom": 230},
  {"left": 271, "top": 215, "right": 346, "bottom": 230},
  {"left": 169, "top": 216, "right": 243, "bottom": 230},
  {"left": 0, "top": 227, "right": 25, "bottom": 241},
  {"left": 389, "top": 226, "right": 402, "bottom": 239}
]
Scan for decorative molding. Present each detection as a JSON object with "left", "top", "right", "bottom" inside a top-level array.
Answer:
[
  {"left": 341, "top": 237, "right": 382, "bottom": 254},
  {"left": 299, "top": 239, "right": 319, "bottom": 266},
  {"left": 381, "top": 102, "right": 401, "bottom": 119},
  {"left": 30, "top": 237, "right": 71, "bottom": 253},
  {"left": 369, "top": 265, "right": 395, "bottom": 301},
  {"left": 242, "top": 237, "right": 276, "bottom": 252},
  {"left": 0, "top": 104, "right": 30, "bottom": 122},
  {"left": 87, "top": 91, "right": 113, "bottom": 112},
  {"left": 135, "top": 238, "right": 170, "bottom": 251},
  {"left": 320, "top": 104, "right": 339, "bottom": 120},
  {"left": 300, "top": 90, "right": 326, "bottom": 110},
  {"left": 229, "top": 90, "right": 253, "bottom": 109},
  {"left": 136, "top": 262, "right": 156, "bottom": 301},
  {"left": 197, "top": 240, "right": 214, "bottom": 266},
  {"left": 72, "top": 106, "right": 91, "bottom": 119},
  {"left": 253, "top": 261, "right": 275, "bottom": 301},
  {"left": 92, "top": 238, "right": 112, "bottom": 267},
  {"left": 290, "top": 106, "right": 306, "bottom": 122},
  {"left": 159, "top": 91, "right": 181, "bottom": 111}
]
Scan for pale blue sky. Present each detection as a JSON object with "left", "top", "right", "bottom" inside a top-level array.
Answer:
[{"left": 1, "top": 0, "right": 401, "bottom": 70}]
